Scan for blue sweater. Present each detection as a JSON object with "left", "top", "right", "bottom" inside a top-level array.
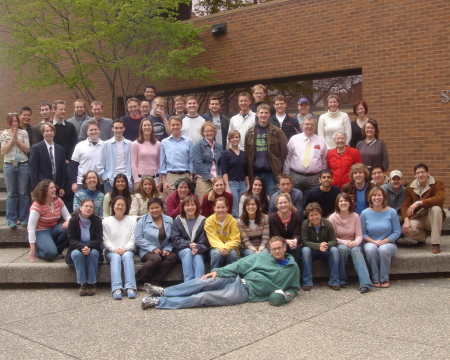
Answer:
[{"left": 360, "top": 207, "right": 401, "bottom": 243}]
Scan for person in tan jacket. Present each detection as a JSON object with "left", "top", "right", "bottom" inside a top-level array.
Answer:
[{"left": 401, "top": 164, "right": 445, "bottom": 254}]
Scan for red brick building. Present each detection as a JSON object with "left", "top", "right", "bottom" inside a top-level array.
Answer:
[{"left": 0, "top": 0, "right": 449, "bottom": 202}]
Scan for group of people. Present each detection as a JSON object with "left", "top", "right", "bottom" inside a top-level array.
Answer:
[{"left": 2, "top": 83, "right": 446, "bottom": 309}]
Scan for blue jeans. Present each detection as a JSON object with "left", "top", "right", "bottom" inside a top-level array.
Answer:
[
  {"left": 210, "top": 249, "right": 238, "bottom": 270},
  {"left": 156, "top": 275, "right": 248, "bottom": 309},
  {"left": 105, "top": 251, "right": 137, "bottom": 292},
  {"left": 35, "top": 224, "right": 68, "bottom": 260},
  {"left": 301, "top": 246, "right": 340, "bottom": 286},
  {"left": 364, "top": 242, "right": 397, "bottom": 283},
  {"left": 177, "top": 248, "right": 205, "bottom": 282},
  {"left": 4, "top": 163, "right": 30, "bottom": 223},
  {"left": 71, "top": 249, "right": 100, "bottom": 284},
  {"left": 229, "top": 180, "right": 247, "bottom": 218},
  {"left": 337, "top": 244, "right": 372, "bottom": 289},
  {"left": 241, "top": 248, "right": 270, "bottom": 257},
  {"left": 255, "top": 172, "right": 277, "bottom": 197}
]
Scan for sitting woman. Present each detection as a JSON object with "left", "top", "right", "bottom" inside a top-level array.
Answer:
[
  {"left": 73, "top": 170, "right": 104, "bottom": 218},
  {"left": 166, "top": 178, "right": 198, "bottom": 219},
  {"left": 268, "top": 193, "right": 302, "bottom": 263},
  {"left": 66, "top": 198, "right": 103, "bottom": 296},
  {"left": 172, "top": 196, "right": 209, "bottom": 282},
  {"left": 361, "top": 186, "right": 401, "bottom": 288},
  {"left": 135, "top": 197, "right": 177, "bottom": 288},
  {"left": 130, "top": 175, "right": 166, "bottom": 219},
  {"left": 204, "top": 197, "right": 241, "bottom": 269},
  {"left": 329, "top": 193, "right": 372, "bottom": 294},
  {"left": 201, "top": 176, "right": 233, "bottom": 218},
  {"left": 103, "top": 196, "right": 137, "bottom": 300},
  {"left": 239, "top": 176, "right": 270, "bottom": 216},
  {"left": 301, "top": 202, "right": 340, "bottom": 291},
  {"left": 28, "top": 180, "right": 71, "bottom": 262},
  {"left": 103, "top": 173, "right": 134, "bottom": 218},
  {"left": 238, "top": 195, "right": 270, "bottom": 257}
]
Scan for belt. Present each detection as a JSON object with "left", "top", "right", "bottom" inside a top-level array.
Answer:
[
  {"left": 4, "top": 160, "right": 28, "bottom": 166},
  {"left": 167, "top": 171, "right": 189, "bottom": 175},
  {"left": 290, "top": 168, "right": 318, "bottom": 176},
  {"left": 139, "top": 174, "right": 159, "bottom": 178},
  {"left": 241, "top": 278, "right": 249, "bottom": 294}
]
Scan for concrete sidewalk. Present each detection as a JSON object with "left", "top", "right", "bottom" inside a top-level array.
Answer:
[{"left": 1, "top": 278, "right": 450, "bottom": 359}]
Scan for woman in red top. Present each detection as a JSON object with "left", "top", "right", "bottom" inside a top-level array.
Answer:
[
  {"left": 28, "top": 179, "right": 71, "bottom": 262},
  {"left": 327, "top": 130, "right": 362, "bottom": 188},
  {"left": 201, "top": 177, "right": 233, "bottom": 218}
]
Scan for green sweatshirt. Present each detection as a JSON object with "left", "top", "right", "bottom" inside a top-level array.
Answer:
[
  {"left": 215, "top": 252, "right": 300, "bottom": 302},
  {"left": 301, "top": 218, "right": 338, "bottom": 250}
]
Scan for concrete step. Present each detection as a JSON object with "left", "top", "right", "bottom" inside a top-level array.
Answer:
[{"left": 1, "top": 237, "right": 450, "bottom": 285}]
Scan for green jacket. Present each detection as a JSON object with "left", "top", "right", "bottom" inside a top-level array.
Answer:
[
  {"left": 301, "top": 218, "right": 337, "bottom": 251},
  {"left": 215, "top": 252, "right": 300, "bottom": 302}
]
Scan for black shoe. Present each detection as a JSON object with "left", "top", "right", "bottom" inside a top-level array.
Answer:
[
  {"left": 359, "top": 286, "right": 370, "bottom": 294},
  {"left": 340, "top": 284, "right": 347, "bottom": 289},
  {"left": 55, "top": 253, "right": 65, "bottom": 259}
]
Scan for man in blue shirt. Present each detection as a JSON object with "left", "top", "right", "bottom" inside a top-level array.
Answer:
[
  {"left": 159, "top": 116, "right": 194, "bottom": 195},
  {"left": 269, "top": 173, "right": 303, "bottom": 214}
]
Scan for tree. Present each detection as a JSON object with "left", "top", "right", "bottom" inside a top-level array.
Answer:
[
  {"left": 194, "top": 0, "right": 265, "bottom": 16},
  {"left": 0, "top": 0, "right": 214, "bottom": 116}
]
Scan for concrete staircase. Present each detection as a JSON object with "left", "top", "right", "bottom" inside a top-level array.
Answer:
[{"left": 1, "top": 172, "right": 450, "bottom": 285}]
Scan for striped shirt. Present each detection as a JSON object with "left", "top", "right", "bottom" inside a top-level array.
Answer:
[{"left": 237, "top": 214, "right": 270, "bottom": 249}]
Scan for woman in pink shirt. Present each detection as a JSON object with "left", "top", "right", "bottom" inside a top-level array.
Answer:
[
  {"left": 28, "top": 179, "right": 71, "bottom": 262},
  {"left": 131, "top": 118, "right": 161, "bottom": 188},
  {"left": 329, "top": 193, "right": 372, "bottom": 294}
]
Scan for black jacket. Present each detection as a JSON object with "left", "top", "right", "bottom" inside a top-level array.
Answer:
[
  {"left": 269, "top": 114, "right": 301, "bottom": 141},
  {"left": 29, "top": 141, "right": 66, "bottom": 190},
  {"left": 202, "top": 112, "right": 230, "bottom": 146},
  {"left": 65, "top": 214, "right": 104, "bottom": 265},
  {"left": 171, "top": 215, "right": 209, "bottom": 254}
]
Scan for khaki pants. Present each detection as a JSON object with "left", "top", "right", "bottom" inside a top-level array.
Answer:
[
  {"left": 195, "top": 177, "right": 212, "bottom": 204},
  {"left": 166, "top": 173, "right": 190, "bottom": 196},
  {"left": 409, "top": 206, "right": 443, "bottom": 245}
]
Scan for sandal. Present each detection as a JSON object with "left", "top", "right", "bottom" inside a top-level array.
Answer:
[
  {"left": 373, "top": 283, "right": 381, "bottom": 288},
  {"left": 380, "top": 281, "right": 390, "bottom": 288}
]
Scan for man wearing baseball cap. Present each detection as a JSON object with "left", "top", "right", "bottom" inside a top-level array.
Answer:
[
  {"left": 381, "top": 170, "right": 405, "bottom": 217},
  {"left": 295, "top": 97, "right": 319, "bottom": 132}
]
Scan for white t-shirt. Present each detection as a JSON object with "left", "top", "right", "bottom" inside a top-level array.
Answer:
[{"left": 114, "top": 140, "right": 126, "bottom": 177}]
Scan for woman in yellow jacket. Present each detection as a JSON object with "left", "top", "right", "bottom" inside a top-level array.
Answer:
[{"left": 204, "top": 197, "right": 241, "bottom": 269}]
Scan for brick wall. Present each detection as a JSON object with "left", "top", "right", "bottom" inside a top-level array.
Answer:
[{"left": 1, "top": 0, "right": 449, "bottom": 204}]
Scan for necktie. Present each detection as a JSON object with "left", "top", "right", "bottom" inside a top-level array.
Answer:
[
  {"left": 303, "top": 138, "right": 311, "bottom": 168},
  {"left": 49, "top": 146, "right": 56, "bottom": 181}
]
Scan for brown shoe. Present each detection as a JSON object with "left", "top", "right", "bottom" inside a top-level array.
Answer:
[
  {"left": 302, "top": 285, "right": 313, "bottom": 291},
  {"left": 79, "top": 284, "right": 88, "bottom": 296},
  {"left": 330, "top": 285, "right": 341, "bottom": 291},
  {"left": 432, "top": 244, "right": 441, "bottom": 254},
  {"left": 86, "top": 284, "right": 96, "bottom": 296}
]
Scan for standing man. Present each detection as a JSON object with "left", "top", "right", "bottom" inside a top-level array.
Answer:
[
  {"left": 269, "top": 95, "right": 300, "bottom": 141},
  {"left": 283, "top": 115, "right": 327, "bottom": 194},
  {"left": 269, "top": 174, "right": 303, "bottom": 214},
  {"left": 33, "top": 102, "right": 52, "bottom": 144},
  {"left": 245, "top": 104, "right": 287, "bottom": 196},
  {"left": 67, "top": 99, "right": 92, "bottom": 138},
  {"left": 159, "top": 116, "right": 194, "bottom": 195},
  {"left": 341, "top": 163, "right": 375, "bottom": 215},
  {"left": 52, "top": 100, "right": 78, "bottom": 212},
  {"left": 149, "top": 96, "right": 171, "bottom": 142},
  {"left": 121, "top": 97, "right": 143, "bottom": 141},
  {"left": 29, "top": 123, "right": 66, "bottom": 195},
  {"left": 228, "top": 92, "right": 256, "bottom": 150},
  {"left": 250, "top": 84, "right": 275, "bottom": 116},
  {"left": 144, "top": 85, "right": 156, "bottom": 106},
  {"left": 181, "top": 96, "right": 205, "bottom": 144},
  {"left": 97, "top": 119, "right": 133, "bottom": 193},
  {"left": 18, "top": 107, "right": 34, "bottom": 147},
  {"left": 381, "top": 170, "right": 405, "bottom": 217},
  {"left": 140, "top": 100, "right": 151, "bottom": 119},
  {"left": 401, "top": 164, "right": 445, "bottom": 254},
  {"left": 305, "top": 169, "right": 341, "bottom": 218},
  {"left": 79, "top": 100, "right": 113, "bottom": 141},
  {"left": 70, "top": 120, "right": 103, "bottom": 193},
  {"left": 202, "top": 97, "right": 229, "bottom": 147},
  {"left": 141, "top": 236, "right": 300, "bottom": 309},
  {"left": 294, "top": 97, "right": 319, "bottom": 130}
]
